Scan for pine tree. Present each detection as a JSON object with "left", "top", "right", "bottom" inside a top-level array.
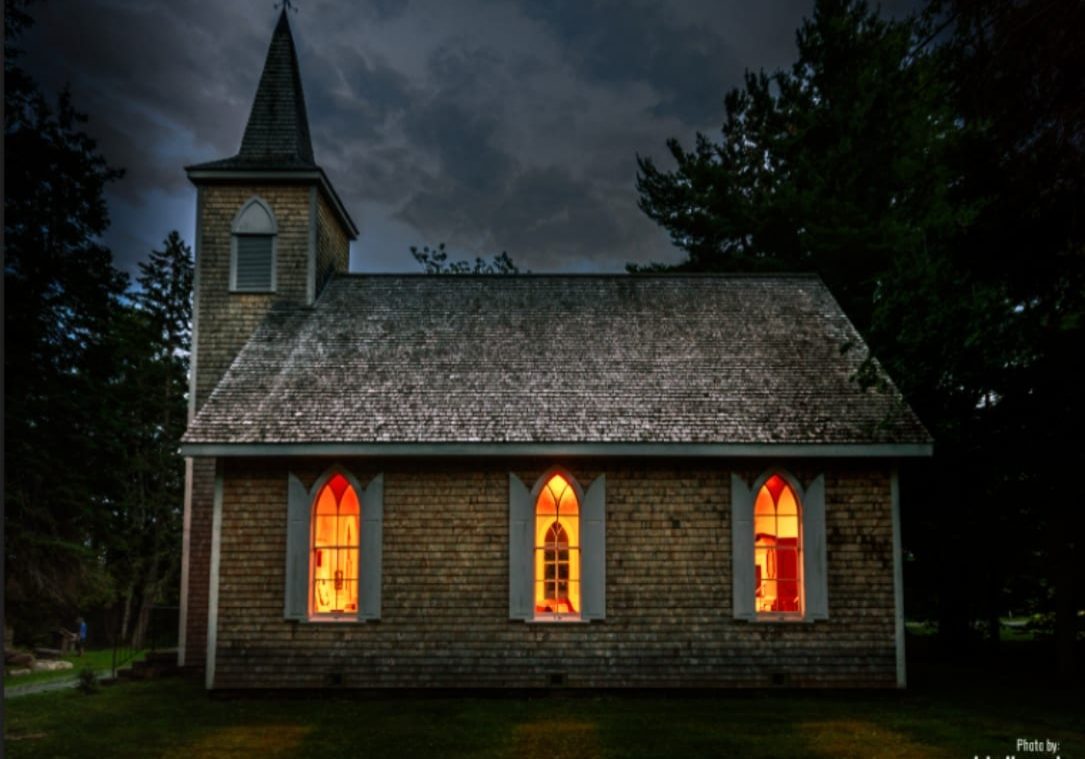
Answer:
[{"left": 4, "top": 0, "right": 128, "bottom": 634}]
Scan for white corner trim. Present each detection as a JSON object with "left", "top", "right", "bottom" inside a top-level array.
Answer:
[
  {"left": 205, "top": 464, "right": 224, "bottom": 690},
  {"left": 178, "top": 457, "right": 194, "bottom": 667},
  {"left": 891, "top": 467, "right": 906, "bottom": 688},
  {"left": 307, "top": 186, "right": 317, "bottom": 305},
  {"left": 188, "top": 187, "right": 202, "bottom": 425}
]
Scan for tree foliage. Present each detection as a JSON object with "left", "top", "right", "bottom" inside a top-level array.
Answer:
[
  {"left": 4, "top": 1, "right": 192, "bottom": 643},
  {"left": 636, "top": 0, "right": 1084, "bottom": 667},
  {"left": 411, "top": 243, "right": 521, "bottom": 274},
  {"left": 102, "top": 232, "right": 193, "bottom": 646},
  {"left": 5, "top": 0, "right": 129, "bottom": 629}
]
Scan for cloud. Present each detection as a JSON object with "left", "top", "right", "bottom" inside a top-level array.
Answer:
[{"left": 12, "top": 0, "right": 916, "bottom": 274}]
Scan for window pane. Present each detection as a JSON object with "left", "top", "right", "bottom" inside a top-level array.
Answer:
[
  {"left": 314, "top": 516, "right": 338, "bottom": 547},
  {"left": 339, "top": 484, "right": 360, "bottom": 516},
  {"left": 777, "top": 514, "right": 799, "bottom": 539},
  {"left": 764, "top": 474, "right": 787, "bottom": 504},
  {"left": 753, "top": 475, "right": 804, "bottom": 615},
  {"left": 759, "top": 579, "right": 777, "bottom": 612},
  {"left": 314, "top": 579, "right": 335, "bottom": 613},
  {"left": 338, "top": 548, "right": 358, "bottom": 583},
  {"left": 556, "top": 480, "right": 578, "bottom": 517},
  {"left": 776, "top": 546, "right": 799, "bottom": 582},
  {"left": 536, "top": 486, "right": 557, "bottom": 516},
  {"left": 754, "top": 511, "right": 776, "bottom": 539},
  {"left": 310, "top": 476, "right": 361, "bottom": 615},
  {"left": 777, "top": 486, "right": 798, "bottom": 515},
  {"left": 337, "top": 513, "right": 359, "bottom": 548},
  {"left": 315, "top": 487, "right": 337, "bottom": 515},
  {"left": 754, "top": 487, "right": 775, "bottom": 517},
  {"left": 534, "top": 475, "right": 581, "bottom": 616}
]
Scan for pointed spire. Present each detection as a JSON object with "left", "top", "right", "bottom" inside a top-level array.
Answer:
[
  {"left": 189, "top": 10, "right": 316, "bottom": 170},
  {"left": 238, "top": 9, "right": 314, "bottom": 165},
  {"left": 185, "top": 8, "right": 359, "bottom": 240}
]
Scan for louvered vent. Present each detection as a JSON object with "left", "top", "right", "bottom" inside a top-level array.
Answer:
[{"left": 234, "top": 235, "right": 274, "bottom": 291}]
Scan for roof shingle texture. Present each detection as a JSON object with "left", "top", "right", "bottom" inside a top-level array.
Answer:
[
  {"left": 188, "top": 11, "right": 315, "bottom": 172},
  {"left": 184, "top": 274, "right": 930, "bottom": 446}
]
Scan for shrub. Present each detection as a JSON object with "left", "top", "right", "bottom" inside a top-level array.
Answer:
[{"left": 77, "top": 666, "right": 99, "bottom": 695}]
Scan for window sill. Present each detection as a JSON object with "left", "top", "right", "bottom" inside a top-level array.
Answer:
[
  {"left": 746, "top": 614, "right": 813, "bottom": 624},
  {"left": 525, "top": 616, "right": 590, "bottom": 624},
  {"left": 229, "top": 288, "right": 277, "bottom": 294},
  {"left": 293, "top": 615, "right": 374, "bottom": 624}
]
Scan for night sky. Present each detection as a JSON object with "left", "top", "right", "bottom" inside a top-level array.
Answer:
[{"left": 19, "top": 0, "right": 919, "bottom": 275}]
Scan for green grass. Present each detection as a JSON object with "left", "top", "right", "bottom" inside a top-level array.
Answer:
[
  {"left": 4, "top": 672, "right": 1083, "bottom": 758},
  {"left": 4, "top": 649, "right": 146, "bottom": 689}
]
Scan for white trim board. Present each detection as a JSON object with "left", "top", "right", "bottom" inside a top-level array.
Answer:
[
  {"left": 891, "top": 467, "right": 907, "bottom": 688},
  {"left": 205, "top": 464, "right": 224, "bottom": 690},
  {"left": 181, "top": 441, "right": 933, "bottom": 459},
  {"left": 177, "top": 457, "right": 194, "bottom": 667}
]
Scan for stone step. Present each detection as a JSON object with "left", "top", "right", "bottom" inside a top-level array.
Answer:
[{"left": 145, "top": 650, "right": 179, "bottom": 665}]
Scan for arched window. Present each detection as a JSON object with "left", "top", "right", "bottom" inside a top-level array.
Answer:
[
  {"left": 230, "top": 197, "right": 277, "bottom": 292},
  {"left": 285, "top": 470, "right": 383, "bottom": 622},
  {"left": 534, "top": 473, "right": 581, "bottom": 617},
  {"left": 311, "top": 473, "right": 359, "bottom": 615},
  {"left": 509, "top": 468, "right": 605, "bottom": 622},
  {"left": 753, "top": 474, "right": 801, "bottom": 614}
]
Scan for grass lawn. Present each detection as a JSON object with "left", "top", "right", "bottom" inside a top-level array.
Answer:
[
  {"left": 4, "top": 669, "right": 1083, "bottom": 759},
  {"left": 3, "top": 649, "right": 146, "bottom": 690}
]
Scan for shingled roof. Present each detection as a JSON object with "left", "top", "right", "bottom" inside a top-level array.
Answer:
[
  {"left": 188, "top": 10, "right": 315, "bottom": 172},
  {"left": 182, "top": 274, "right": 931, "bottom": 455}
]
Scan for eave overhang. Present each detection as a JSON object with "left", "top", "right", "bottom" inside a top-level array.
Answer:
[
  {"left": 185, "top": 167, "right": 359, "bottom": 239},
  {"left": 180, "top": 441, "right": 934, "bottom": 459}
]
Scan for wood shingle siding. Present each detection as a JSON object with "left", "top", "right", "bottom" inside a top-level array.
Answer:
[{"left": 208, "top": 459, "right": 898, "bottom": 689}]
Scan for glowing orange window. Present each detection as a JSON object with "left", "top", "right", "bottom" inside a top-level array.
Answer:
[
  {"left": 534, "top": 474, "right": 580, "bottom": 617},
  {"left": 754, "top": 474, "right": 801, "bottom": 614},
  {"left": 311, "top": 474, "right": 359, "bottom": 615}
]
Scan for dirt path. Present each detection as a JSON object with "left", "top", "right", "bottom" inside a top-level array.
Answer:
[{"left": 3, "top": 670, "right": 112, "bottom": 699}]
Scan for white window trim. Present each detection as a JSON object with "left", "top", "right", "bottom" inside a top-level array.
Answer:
[
  {"left": 733, "top": 469, "right": 828, "bottom": 623},
  {"left": 285, "top": 467, "right": 383, "bottom": 624},
  {"left": 529, "top": 466, "right": 586, "bottom": 623},
  {"left": 750, "top": 469, "right": 805, "bottom": 621},
  {"left": 229, "top": 196, "right": 278, "bottom": 293},
  {"left": 509, "top": 468, "right": 606, "bottom": 623},
  {"left": 306, "top": 467, "right": 366, "bottom": 622}
]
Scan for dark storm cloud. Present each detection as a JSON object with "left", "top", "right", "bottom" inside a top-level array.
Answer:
[
  {"left": 303, "top": 40, "right": 414, "bottom": 145},
  {"left": 522, "top": 0, "right": 747, "bottom": 124},
  {"left": 14, "top": 0, "right": 919, "bottom": 274},
  {"left": 404, "top": 96, "right": 518, "bottom": 195}
]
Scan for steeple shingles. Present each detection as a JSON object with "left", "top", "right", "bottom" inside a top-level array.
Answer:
[{"left": 190, "top": 10, "right": 317, "bottom": 170}]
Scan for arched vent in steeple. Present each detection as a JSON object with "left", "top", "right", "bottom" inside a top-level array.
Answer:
[{"left": 230, "top": 197, "right": 278, "bottom": 292}]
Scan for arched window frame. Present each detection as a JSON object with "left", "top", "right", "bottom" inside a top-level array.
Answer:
[
  {"left": 230, "top": 196, "right": 278, "bottom": 292},
  {"left": 509, "top": 467, "right": 606, "bottom": 623},
  {"left": 530, "top": 466, "right": 585, "bottom": 621},
  {"left": 284, "top": 466, "right": 383, "bottom": 622},
  {"left": 731, "top": 469, "right": 827, "bottom": 622},
  {"left": 308, "top": 468, "right": 363, "bottom": 618}
]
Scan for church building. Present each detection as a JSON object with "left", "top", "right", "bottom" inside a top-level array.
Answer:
[{"left": 178, "top": 11, "right": 931, "bottom": 690}]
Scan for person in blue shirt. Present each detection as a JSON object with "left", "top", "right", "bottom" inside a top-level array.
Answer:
[{"left": 76, "top": 616, "right": 87, "bottom": 656}]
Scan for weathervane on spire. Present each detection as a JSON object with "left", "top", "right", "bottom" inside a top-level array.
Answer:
[{"left": 275, "top": 0, "right": 298, "bottom": 12}]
